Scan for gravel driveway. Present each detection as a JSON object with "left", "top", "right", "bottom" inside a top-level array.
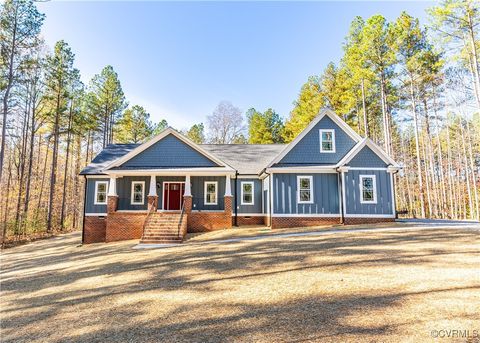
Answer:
[{"left": 1, "top": 221, "right": 479, "bottom": 343}]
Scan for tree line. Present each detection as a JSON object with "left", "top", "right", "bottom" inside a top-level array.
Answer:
[{"left": 1, "top": 0, "right": 479, "bottom": 244}]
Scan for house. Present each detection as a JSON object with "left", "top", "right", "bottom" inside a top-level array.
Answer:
[{"left": 80, "top": 109, "right": 401, "bottom": 244}]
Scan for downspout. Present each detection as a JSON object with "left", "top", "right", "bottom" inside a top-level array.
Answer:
[
  {"left": 234, "top": 171, "right": 238, "bottom": 227},
  {"left": 337, "top": 168, "right": 345, "bottom": 224},
  {"left": 81, "top": 175, "right": 87, "bottom": 244}
]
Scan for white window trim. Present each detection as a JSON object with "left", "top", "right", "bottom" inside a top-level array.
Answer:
[
  {"left": 359, "top": 175, "right": 377, "bottom": 204},
  {"left": 204, "top": 181, "right": 218, "bottom": 205},
  {"left": 240, "top": 181, "right": 255, "bottom": 206},
  {"left": 94, "top": 181, "right": 108, "bottom": 205},
  {"left": 297, "top": 175, "right": 314, "bottom": 204},
  {"left": 319, "top": 129, "right": 336, "bottom": 153},
  {"left": 131, "top": 181, "right": 145, "bottom": 205}
]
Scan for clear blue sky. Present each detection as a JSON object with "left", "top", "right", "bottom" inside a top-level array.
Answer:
[{"left": 37, "top": 1, "right": 431, "bottom": 130}]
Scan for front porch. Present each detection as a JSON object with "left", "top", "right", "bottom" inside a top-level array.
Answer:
[{"left": 90, "top": 171, "right": 235, "bottom": 243}]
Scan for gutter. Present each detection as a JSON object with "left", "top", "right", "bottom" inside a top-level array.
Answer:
[
  {"left": 336, "top": 168, "right": 345, "bottom": 224},
  {"left": 81, "top": 175, "right": 87, "bottom": 244},
  {"left": 234, "top": 171, "right": 238, "bottom": 226}
]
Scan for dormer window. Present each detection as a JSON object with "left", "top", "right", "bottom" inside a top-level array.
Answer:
[{"left": 319, "top": 129, "right": 335, "bottom": 153}]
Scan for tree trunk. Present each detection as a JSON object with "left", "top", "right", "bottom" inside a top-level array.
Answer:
[
  {"left": 47, "top": 91, "right": 61, "bottom": 232},
  {"left": 409, "top": 75, "right": 426, "bottom": 218},
  {"left": 60, "top": 101, "right": 74, "bottom": 229},
  {"left": 361, "top": 78, "right": 368, "bottom": 137}
]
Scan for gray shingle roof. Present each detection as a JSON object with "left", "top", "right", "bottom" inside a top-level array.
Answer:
[
  {"left": 80, "top": 144, "right": 139, "bottom": 175},
  {"left": 80, "top": 143, "right": 286, "bottom": 175},
  {"left": 200, "top": 144, "right": 285, "bottom": 174}
]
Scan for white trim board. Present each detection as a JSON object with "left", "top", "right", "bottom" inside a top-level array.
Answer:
[
  {"left": 131, "top": 181, "right": 146, "bottom": 205},
  {"left": 267, "top": 108, "right": 362, "bottom": 168},
  {"left": 359, "top": 174, "right": 377, "bottom": 204},
  {"left": 271, "top": 213, "right": 341, "bottom": 218},
  {"left": 94, "top": 181, "right": 108, "bottom": 205},
  {"left": 319, "top": 129, "right": 336, "bottom": 153},
  {"left": 232, "top": 213, "right": 265, "bottom": 217},
  {"left": 85, "top": 213, "right": 107, "bottom": 216},
  {"left": 297, "top": 175, "right": 314, "bottom": 204},
  {"left": 204, "top": 181, "right": 218, "bottom": 205},
  {"left": 344, "top": 214, "right": 395, "bottom": 218},
  {"left": 103, "top": 127, "right": 234, "bottom": 171},
  {"left": 240, "top": 181, "right": 255, "bottom": 206}
]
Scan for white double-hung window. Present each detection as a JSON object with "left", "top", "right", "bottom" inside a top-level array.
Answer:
[
  {"left": 241, "top": 182, "right": 254, "bottom": 205},
  {"left": 131, "top": 181, "right": 145, "bottom": 205},
  {"left": 297, "top": 176, "right": 313, "bottom": 204},
  {"left": 319, "top": 129, "right": 335, "bottom": 153},
  {"left": 359, "top": 175, "right": 377, "bottom": 204},
  {"left": 94, "top": 181, "right": 108, "bottom": 205},
  {"left": 204, "top": 181, "right": 218, "bottom": 205}
]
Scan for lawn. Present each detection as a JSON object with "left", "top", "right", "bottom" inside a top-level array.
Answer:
[{"left": 1, "top": 222, "right": 479, "bottom": 343}]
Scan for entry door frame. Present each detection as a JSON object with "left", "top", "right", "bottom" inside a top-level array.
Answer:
[{"left": 162, "top": 181, "right": 186, "bottom": 211}]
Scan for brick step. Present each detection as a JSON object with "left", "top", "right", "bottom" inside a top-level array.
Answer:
[
  {"left": 146, "top": 222, "right": 183, "bottom": 226},
  {"left": 140, "top": 239, "right": 182, "bottom": 244},
  {"left": 145, "top": 225, "right": 181, "bottom": 229},
  {"left": 142, "top": 235, "right": 181, "bottom": 240},
  {"left": 144, "top": 229, "right": 178, "bottom": 234},
  {"left": 142, "top": 232, "right": 180, "bottom": 237}
]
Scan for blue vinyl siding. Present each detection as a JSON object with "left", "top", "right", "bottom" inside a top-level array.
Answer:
[
  {"left": 191, "top": 176, "right": 225, "bottom": 211},
  {"left": 273, "top": 173, "right": 340, "bottom": 214},
  {"left": 85, "top": 178, "right": 108, "bottom": 213},
  {"left": 348, "top": 146, "right": 387, "bottom": 168},
  {"left": 233, "top": 178, "right": 263, "bottom": 214},
  {"left": 344, "top": 170, "right": 393, "bottom": 215},
  {"left": 276, "top": 116, "right": 357, "bottom": 166},
  {"left": 120, "top": 134, "right": 219, "bottom": 168},
  {"left": 117, "top": 176, "right": 150, "bottom": 211}
]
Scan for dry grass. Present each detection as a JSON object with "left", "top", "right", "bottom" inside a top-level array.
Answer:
[{"left": 1, "top": 223, "right": 479, "bottom": 343}]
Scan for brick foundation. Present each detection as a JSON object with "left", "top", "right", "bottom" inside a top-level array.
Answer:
[
  {"left": 147, "top": 195, "right": 158, "bottom": 211},
  {"left": 343, "top": 217, "right": 395, "bottom": 225},
  {"left": 105, "top": 212, "right": 147, "bottom": 242},
  {"left": 107, "top": 196, "right": 118, "bottom": 213},
  {"left": 271, "top": 216, "right": 341, "bottom": 229},
  {"left": 234, "top": 215, "right": 266, "bottom": 226},
  {"left": 188, "top": 211, "right": 232, "bottom": 232},
  {"left": 83, "top": 216, "right": 107, "bottom": 243}
]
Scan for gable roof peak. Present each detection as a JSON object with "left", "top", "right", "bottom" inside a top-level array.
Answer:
[
  {"left": 266, "top": 108, "right": 362, "bottom": 168},
  {"left": 102, "top": 125, "right": 233, "bottom": 171}
]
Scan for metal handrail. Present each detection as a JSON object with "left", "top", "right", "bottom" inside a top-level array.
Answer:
[
  {"left": 177, "top": 199, "right": 186, "bottom": 239},
  {"left": 142, "top": 204, "right": 156, "bottom": 238}
]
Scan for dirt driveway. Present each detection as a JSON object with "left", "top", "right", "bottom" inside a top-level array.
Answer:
[{"left": 1, "top": 221, "right": 479, "bottom": 342}]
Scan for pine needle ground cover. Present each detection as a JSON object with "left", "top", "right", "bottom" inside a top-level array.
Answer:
[{"left": 1, "top": 225, "right": 479, "bottom": 343}]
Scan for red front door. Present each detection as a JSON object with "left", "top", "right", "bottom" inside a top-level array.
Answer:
[{"left": 163, "top": 183, "right": 185, "bottom": 210}]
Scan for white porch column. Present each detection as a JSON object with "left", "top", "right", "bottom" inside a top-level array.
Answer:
[
  {"left": 108, "top": 176, "right": 117, "bottom": 196},
  {"left": 148, "top": 175, "right": 157, "bottom": 196},
  {"left": 225, "top": 174, "right": 232, "bottom": 197},
  {"left": 184, "top": 174, "right": 192, "bottom": 196}
]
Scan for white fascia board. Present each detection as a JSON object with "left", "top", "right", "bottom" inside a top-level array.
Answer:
[
  {"left": 103, "top": 127, "right": 231, "bottom": 170},
  {"left": 266, "top": 166, "right": 338, "bottom": 174},
  {"left": 266, "top": 108, "right": 362, "bottom": 168},
  {"left": 106, "top": 168, "right": 236, "bottom": 177}
]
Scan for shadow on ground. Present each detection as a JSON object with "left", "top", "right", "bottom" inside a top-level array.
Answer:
[{"left": 1, "top": 224, "right": 479, "bottom": 343}]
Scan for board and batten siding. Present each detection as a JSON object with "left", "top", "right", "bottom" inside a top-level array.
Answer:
[
  {"left": 120, "top": 133, "right": 219, "bottom": 168},
  {"left": 344, "top": 170, "right": 393, "bottom": 215},
  {"left": 273, "top": 173, "right": 340, "bottom": 215},
  {"left": 233, "top": 178, "right": 263, "bottom": 214},
  {"left": 85, "top": 178, "right": 108, "bottom": 214},
  {"left": 275, "top": 116, "right": 356, "bottom": 166}
]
